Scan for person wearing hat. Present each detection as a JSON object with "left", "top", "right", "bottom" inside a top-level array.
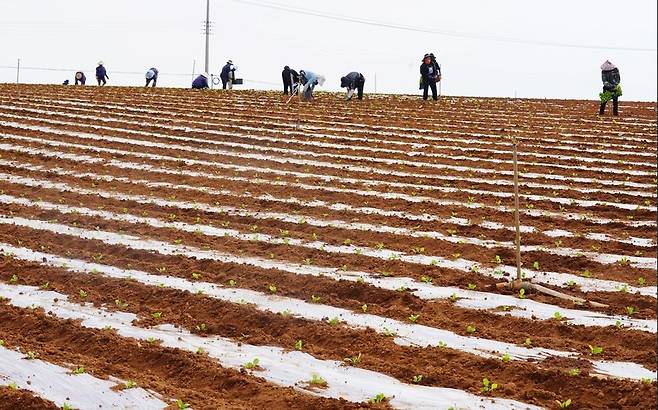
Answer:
[
  {"left": 95, "top": 61, "right": 109, "bottom": 86},
  {"left": 299, "top": 70, "right": 325, "bottom": 101},
  {"left": 599, "top": 60, "right": 622, "bottom": 116},
  {"left": 220, "top": 60, "right": 237, "bottom": 89},
  {"left": 74, "top": 71, "right": 86, "bottom": 85},
  {"left": 192, "top": 73, "right": 210, "bottom": 89},
  {"left": 340, "top": 72, "right": 366, "bottom": 100},
  {"left": 145, "top": 67, "right": 159, "bottom": 87},
  {"left": 282, "top": 66, "right": 299, "bottom": 95},
  {"left": 420, "top": 53, "right": 439, "bottom": 101}
]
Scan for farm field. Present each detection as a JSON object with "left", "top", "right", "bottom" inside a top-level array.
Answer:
[{"left": 0, "top": 83, "right": 656, "bottom": 409}]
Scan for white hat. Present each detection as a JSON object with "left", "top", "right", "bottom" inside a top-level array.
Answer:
[
  {"left": 146, "top": 69, "right": 155, "bottom": 79},
  {"left": 97, "top": 61, "right": 104, "bottom": 66},
  {"left": 202, "top": 72, "right": 209, "bottom": 78}
]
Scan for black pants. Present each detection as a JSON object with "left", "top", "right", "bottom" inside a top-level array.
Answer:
[
  {"left": 284, "top": 81, "right": 292, "bottom": 95},
  {"left": 423, "top": 80, "right": 437, "bottom": 101},
  {"left": 356, "top": 75, "right": 365, "bottom": 100},
  {"left": 75, "top": 79, "right": 85, "bottom": 85},
  {"left": 599, "top": 96, "right": 619, "bottom": 116},
  {"left": 222, "top": 80, "right": 228, "bottom": 89},
  {"left": 97, "top": 77, "right": 107, "bottom": 86},
  {"left": 146, "top": 78, "right": 157, "bottom": 87}
]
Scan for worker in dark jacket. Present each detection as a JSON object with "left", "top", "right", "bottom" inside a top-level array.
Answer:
[
  {"left": 340, "top": 72, "right": 366, "bottom": 100},
  {"left": 599, "top": 60, "right": 622, "bottom": 116},
  {"left": 96, "top": 62, "right": 109, "bottom": 86},
  {"left": 192, "top": 73, "right": 210, "bottom": 89},
  {"left": 74, "top": 71, "right": 86, "bottom": 85},
  {"left": 145, "top": 68, "right": 159, "bottom": 87},
  {"left": 420, "top": 53, "right": 440, "bottom": 101},
  {"left": 220, "top": 60, "right": 236, "bottom": 89},
  {"left": 282, "top": 66, "right": 300, "bottom": 95}
]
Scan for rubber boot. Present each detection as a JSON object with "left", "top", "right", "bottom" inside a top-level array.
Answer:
[{"left": 599, "top": 103, "right": 606, "bottom": 115}]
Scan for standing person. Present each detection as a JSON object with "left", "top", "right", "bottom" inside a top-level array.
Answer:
[
  {"left": 299, "top": 70, "right": 325, "bottom": 101},
  {"left": 96, "top": 61, "right": 109, "bottom": 86},
  {"left": 340, "top": 72, "right": 366, "bottom": 100},
  {"left": 282, "top": 66, "right": 297, "bottom": 95},
  {"left": 220, "top": 60, "right": 237, "bottom": 89},
  {"left": 599, "top": 60, "right": 622, "bottom": 116},
  {"left": 420, "top": 53, "right": 439, "bottom": 101},
  {"left": 145, "top": 67, "right": 159, "bottom": 87},
  {"left": 192, "top": 73, "right": 210, "bottom": 89},
  {"left": 74, "top": 71, "right": 86, "bottom": 85}
]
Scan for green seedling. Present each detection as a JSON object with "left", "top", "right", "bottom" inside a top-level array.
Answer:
[
  {"left": 412, "top": 375, "right": 423, "bottom": 384},
  {"left": 327, "top": 317, "right": 341, "bottom": 326},
  {"left": 368, "top": 393, "right": 386, "bottom": 404},
  {"left": 408, "top": 314, "right": 419, "bottom": 323},
  {"left": 467, "top": 283, "right": 477, "bottom": 290},
  {"left": 361, "top": 304, "right": 368, "bottom": 313},
  {"left": 565, "top": 280, "right": 576, "bottom": 288},
  {"left": 195, "top": 323, "right": 208, "bottom": 332},
  {"left": 481, "top": 378, "right": 498, "bottom": 393},
  {"left": 556, "top": 399, "right": 572, "bottom": 409},
  {"left": 532, "top": 261, "right": 540, "bottom": 270},
  {"left": 268, "top": 285, "right": 277, "bottom": 293},
  {"left": 588, "top": 345, "right": 603, "bottom": 355},
  {"left": 493, "top": 255, "right": 503, "bottom": 264},
  {"left": 62, "top": 403, "right": 74, "bottom": 410},
  {"left": 0, "top": 340, "right": 4, "bottom": 346},
  {"left": 568, "top": 368, "right": 580, "bottom": 377},
  {"left": 356, "top": 276, "right": 365, "bottom": 284},
  {"left": 420, "top": 275, "right": 433, "bottom": 284},
  {"left": 115, "top": 299, "right": 128, "bottom": 309},
  {"left": 7, "top": 382, "right": 17, "bottom": 390},
  {"left": 375, "top": 242, "right": 385, "bottom": 250},
  {"left": 40, "top": 282, "right": 49, "bottom": 290},
  {"left": 151, "top": 312, "right": 162, "bottom": 320},
  {"left": 619, "top": 284, "right": 629, "bottom": 293},
  {"left": 524, "top": 338, "right": 532, "bottom": 347},
  {"left": 343, "top": 238, "right": 352, "bottom": 245},
  {"left": 641, "top": 378, "right": 653, "bottom": 385},
  {"left": 437, "top": 341, "right": 447, "bottom": 349},
  {"left": 411, "top": 246, "right": 425, "bottom": 255},
  {"left": 228, "top": 279, "right": 237, "bottom": 287},
  {"left": 553, "top": 312, "right": 563, "bottom": 320},
  {"left": 310, "top": 295, "right": 321, "bottom": 303},
  {"left": 78, "top": 290, "right": 88, "bottom": 299},
  {"left": 581, "top": 270, "right": 591, "bottom": 278},
  {"left": 244, "top": 358, "right": 261, "bottom": 370},
  {"left": 638, "top": 277, "right": 646, "bottom": 286},
  {"left": 191, "top": 272, "right": 202, "bottom": 280},
  {"left": 9, "top": 274, "right": 18, "bottom": 283},
  {"left": 308, "top": 373, "right": 328, "bottom": 388},
  {"left": 344, "top": 353, "right": 362, "bottom": 365},
  {"left": 466, "top": 325, "right": 476, "bottom": 334},
  {"left": 625, "top": 306, "right": 637, "bottom": 316},
  {"left": 518, "top": 288, "right": 526, "bottom": 299},
  {"left": 303, "top": 258, "right": 313, "bottom": 265},
  {"left": 25, "top": 351, "right": 38, "bottom": 360},
  {"left": 124, "top": 380, "right": 137, "bottom": 389},
  {"left": 72, "top": 366, "right": 85, "bottom": 375},
  {"left": 615, "top": 320, "right": 623, "bottom": 329},
  {"left": 382, "top": 327, "right": 396, "bottom": 337},
  {"left": 501, "top": 352, "right": 511, "bottom": 363},
  {"left": 470, "top": 265, "right": 479, "bottom": 273},
  {"left": 396, "top": 286, "right": 409, "bottom": 292},
  {"left": 196, "top": 347, "right": 206, "bottom": 355},
  {"left": 295, "top": 340, "right": 303, "bottom": 351},
  {"left": 449, "top": 293, "right": 458, "bottom": 302},
  {"left": 618, "top": 256, "right": 630, "bottom": 265},
  {"left": 175, "top": 399, "right": 191, "bottom": 409}
]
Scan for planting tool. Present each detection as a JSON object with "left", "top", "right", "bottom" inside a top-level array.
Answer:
[
  {"left": 286, "top": 82, "right": 301, "bottom": 104},
  {"left": 496, "top": 137, "right": 608, "bottom": 308}
]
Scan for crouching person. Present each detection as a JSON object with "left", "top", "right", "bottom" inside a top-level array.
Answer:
[
  {"left": 192, "top": 73, "right": 210, "bottom": 89},
  {"left": 340, "top": 72, "right": 365, "bottom": 100}
]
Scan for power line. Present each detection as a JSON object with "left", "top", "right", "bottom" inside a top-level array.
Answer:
[{"left": 233, "top": 0, "right": 657, "bottom": 52}]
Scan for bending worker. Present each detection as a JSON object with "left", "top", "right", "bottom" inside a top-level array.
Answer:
[
  {"left": 340, "top": 72, "right": 366, "bottom": 100},
  {"left": 145, "top": 67, "right": 159, "bottom": 87},
  {"left": 299, "top": 70, "right": 325, "bottom": 101},
  {"left": 599, "top": 60, "right": 621, "bottom": 116},
  {"left": 220, "top": 60, "right": 237, "bottom": 89},
  {"left": 96, "top": 61, "right": 109, "bottom": 86},
  {"left": 192, "top": 73, "right": 210, "bottom": 89},
  {"left": 74, "top": 71, "right": 86, "bottom": 85}
]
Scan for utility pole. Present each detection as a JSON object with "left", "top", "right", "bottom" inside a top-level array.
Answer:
[
  {"left": 16, "top": 58, "right": 20, "bottom": 83},
  {"left": 204, "top": 0, "right": 211, "bottom": 74}
]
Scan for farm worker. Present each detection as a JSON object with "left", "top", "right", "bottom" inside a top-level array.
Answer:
[
  {"left": 74, "top": 71, "right": 86, "bottom": 85},
  {"left": 192, "top": 73, "right": 210, "bottom": 89},
  {"left": 62, "top": 80, "right": 69, "bottom": 85},
  {"left": 282, "top": 66, "right": 299, "bottom": 95},
  {"left": 340, "top": 72, "right": 366, "bottom": 100},
  {"left": 420, "top": 53, "right": 440, "bottom": 101},
  {"left": 220, "top": 60, "right": 237, "bottom": 89},
  {"left": 96, "top": 61, "right": 109, "bottom": 86},
  {"left": 299, "top": 70, "right": 325, "bottom": 101},
  {"left": 145, "top": 68, "right": 159, "bottom": 87},
  {"left": 599, "top": 60, "right": 621, "bottom": 116}
]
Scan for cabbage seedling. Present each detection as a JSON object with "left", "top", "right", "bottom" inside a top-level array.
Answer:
[
  {"left": 481, "top": 378, "right": 498, "bottom": 393},
  {"left": 308, "top": 373, "right": 328, "bottom": 388}
]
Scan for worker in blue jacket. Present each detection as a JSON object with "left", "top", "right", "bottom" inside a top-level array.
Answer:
[
  {"left": 220, "top": 60, "right": 236, "bottom": 89},
  {"left": 145, "top": 68, "right": 159, "bottom": 87},
  {"left": 74, "top": 71, "right": 86, "bottom": 85},
  {"left": 96, "top": 62, "right": 109, "bottom": 86},
  {"left": 419, "top": 53, "right": 440, "bottom": 101},
  {"left": 192, "top": 73, "right": 210, "bottom": 89},
  {"left": 299, "top": 70, "right": 325, "bottom": 101}
]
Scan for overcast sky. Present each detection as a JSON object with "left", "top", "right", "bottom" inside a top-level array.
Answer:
[{"left": 1, "top": 0, "right": 656, "bottom": 101}]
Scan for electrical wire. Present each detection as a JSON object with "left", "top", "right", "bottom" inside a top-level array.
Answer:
[{"left": 233, "top": 0, "right": 657, "bottom": 52}]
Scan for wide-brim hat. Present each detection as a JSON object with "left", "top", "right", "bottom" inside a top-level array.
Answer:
[
  {"left": 202, "top": 72, "right": 209, "bottom": 78},
  {"left": 97, "top": 61, "right": 104, "bottom": 65}
]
